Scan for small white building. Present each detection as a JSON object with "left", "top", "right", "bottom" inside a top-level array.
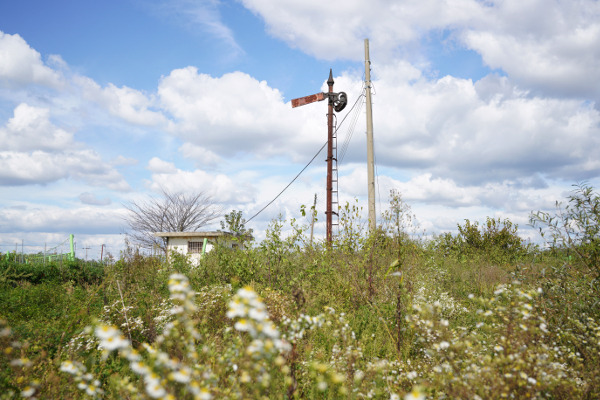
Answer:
[{"left": 154, "top": 231, "right": 249, "bottom": 265}]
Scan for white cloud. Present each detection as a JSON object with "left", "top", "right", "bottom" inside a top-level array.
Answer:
[
  {"left": 0, "top": 103, "right": 74, "bottom": 151},
  {"left": 240, "top": 0, "right": 600, "bottom": 99},
  {"left": 0, "top": 204, "right": 126, "bottom": 234},
  {"left": 158, "top": 67, "right": 311, "bottom": 156},
  {"left": 147, "top": 0, "right": 243, "bottom": 58},
  {"left": 240, "top": 0, "right": 480, "bottom": 61},
  {"left": 0, "top": 31, "right": 63, "bottom": 88},
  {"left": 75, "top": 76, "right": 166, "bottom": 126},
  {"left": 111, "top": 155, "right": 139, "bottom": 166},
  {"left": 153, "top": 60, "right": 599, "bottom": 239},
  {"left": 79, "top": 192, "right": 112, "bottom": 206},
  {"left": 147, "top": 157, "right": 178, "bottom": 174},
  {"left": 462, "top": 1, "right": 600, "bottom": 98},
  {"left": 0, "top": 104, "right": 130, "bottom": 190},
  {"left": 146, "top": 158, "right": 256, "bottom": 204},
  {"left": 362, "top": 69, "right": 600, "bottom": 185},
  {"left": 179, "top": 143, "right": 222, "bottom": 166}
]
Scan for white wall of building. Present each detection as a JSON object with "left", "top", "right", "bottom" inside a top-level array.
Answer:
[{"left": 166, "top": 236, "right": 236, "bottom": 266}]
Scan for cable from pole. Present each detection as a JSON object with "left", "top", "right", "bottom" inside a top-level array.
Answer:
[
  {"left": 339, "top": 90, "right": 366, "bottom": 164},
  {"left": 246, "top": 141, "right": 328, "bottom": 223},
  {"left": 246, "top": 94, "right": 364, "bottom": 224}
]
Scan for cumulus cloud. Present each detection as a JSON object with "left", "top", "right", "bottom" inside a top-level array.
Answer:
[
  {"left": 0, "top": 31, "right": 63, "bottom": 88},
  {"left": 111, "top": 155, "right": 139, "bottom": 166},
  {"left": 147, "top": 157, "right": 178, "bottom": 174},
  {"left": 79, "top": 192, "right": 112, "bottom": 206},
  {"left": 154, "top": 60, "right": 599, "bottom": 229},
  {"left": 240, "top": 0, "right": 479, "bottom": 61},
  {"left": 158, "top": 67, "right": 313, "bottom": 157},
  {"left": 462, "top": 0, "right": 600, "bottom": 99},
  {"left": 0, "top": 103, "right": 130, "bottom": 190},
  {"left": 179, "top": 143, "right": 222, "bottom": 166},
  {"left": 357, "top": 69, "right": 600, "bottom": 186},
  {"left": 239, "top": 0, "right": 600, "bottom": 99},
  {"left": 0, "top": 103, "right": 74, "bottom": 151},
  {"left": 146, "top": 157, "right": 255, "bottom": 204},
  {"left": 75, "top": 76, "right": 166, "bottom": 126},
  {"left": 0, "top": 204, "right": 125, "bottom": 234}
]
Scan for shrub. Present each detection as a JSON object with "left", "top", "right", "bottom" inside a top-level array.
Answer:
[
  {"left": 531, "top": 182, "right": 600, "bottom": 281},
  {"left": 433, "top": 217, "right": 528, "bottom": 264}
]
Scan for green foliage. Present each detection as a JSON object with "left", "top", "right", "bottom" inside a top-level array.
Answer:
[
  {"left": 220, "top": 210, "right": 254, "bottom": 250},
  {"left": 2, "top": 185, "right": 600, "bottom": 398},
  {"left": 458, "top": 217, "right": 524, "bottom": 253},
  {"left": 433, "top": 217, "right": 528, "bottom": 264},
  {"left": 531, "top": 182, "right": 600, "bottom": 280},
  {"left": 0, "top": 258, "right": 104, "bottom": 286}
]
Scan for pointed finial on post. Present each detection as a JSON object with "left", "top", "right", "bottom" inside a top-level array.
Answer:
[{"left": 327, "top": 69, "right": 334, "bottom": 87}]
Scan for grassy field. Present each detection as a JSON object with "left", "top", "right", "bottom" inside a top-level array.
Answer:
[{"left": 1, "top": 186, "right": 599, "bottom": 399}]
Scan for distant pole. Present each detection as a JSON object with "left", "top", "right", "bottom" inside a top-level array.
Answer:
[
  {"left": 326, "top": 70, "right": 335, "bottom": 245},
  {"left": 69, "top": 234, "right": 75, "bottom": 261},
  {"left": 309, "top": 193, "right": 317, "bottom": 247},
  {"left": 101, "top": 244, "right": 105, "bottom": 264},
  {"left": 365, "top": 39, "right": 376, "bottom": 232}
]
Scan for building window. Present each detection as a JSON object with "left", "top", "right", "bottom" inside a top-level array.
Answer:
[{"left": 188, "top": 241, "right": 203, "bottom": 254}]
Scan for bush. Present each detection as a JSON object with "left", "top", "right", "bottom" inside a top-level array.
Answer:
[
  {"left": 531, "top": 182, "right": 600, "bottom": 281},
  {"left": 433, "top": 217, "right": 528, "bottom": 264},
  {"left": 0, "top": 259, "right": 104, "bottom": 286}
]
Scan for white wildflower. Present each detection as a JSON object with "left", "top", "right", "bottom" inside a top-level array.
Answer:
[
  {"left": 95, "top": 325, "right": 119, "bottom": 340},
  {"left": 145, "top": 381, "right": 166, "bottom": 399},
  {"left": 20, "top": 386, "right": 36, "bottom": 398},
  {"left": 172, "top": 367, "right": 192, "bottom": 383},
  {"left": 404, "top": 386, "right": 425, "bottom": 400}
]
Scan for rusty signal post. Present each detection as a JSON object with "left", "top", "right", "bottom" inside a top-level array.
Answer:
[{"left": 291, "top": 69, "right": 347, "bottom": 245}]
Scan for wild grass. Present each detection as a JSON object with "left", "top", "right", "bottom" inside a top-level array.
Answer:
[{"left": 1, "top": 185, "right": 599, "bottom": 399}]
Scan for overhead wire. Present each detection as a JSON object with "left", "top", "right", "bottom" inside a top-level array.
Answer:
[
  {"left": 246, "top": 141, "right": 327, "bottom": 223},
  {"left": 246, "top": 93, "right": 366, "bottom": 224},
  {"left": 338, "top": 87, "right": 366, "bottom": 165}
]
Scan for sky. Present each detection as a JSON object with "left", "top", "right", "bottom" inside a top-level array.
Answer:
[{"left": 1, "top": 0, "right": 599, "bottom": 259}]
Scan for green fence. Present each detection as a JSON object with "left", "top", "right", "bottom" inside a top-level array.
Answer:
[{"left": 2, "top": 234, "right": 75, "bottom": 264}]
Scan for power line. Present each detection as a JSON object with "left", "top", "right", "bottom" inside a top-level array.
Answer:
[
  {"left": 247, "top": 98, "right": 365, "bottom": 224},
  {"left": 246, "top": 141, "right": 327, "bottom": 223},
  {"left": 338, "top": 88, "right": 366, "bottom": 164}
]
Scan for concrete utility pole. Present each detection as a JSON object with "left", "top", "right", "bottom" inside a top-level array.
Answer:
[{"left": 365, "top": 39, "right": 376, "bottom": 232}]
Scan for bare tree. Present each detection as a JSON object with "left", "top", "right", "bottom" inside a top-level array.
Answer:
[{"left": 124, "top": 189, "right": 221, "bottom": 253}]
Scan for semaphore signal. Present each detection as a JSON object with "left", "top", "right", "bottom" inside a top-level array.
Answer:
[{"left": 291, "top": 69, "right": 347, "bottom": 245}]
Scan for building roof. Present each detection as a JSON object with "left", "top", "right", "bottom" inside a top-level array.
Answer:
[
  {"left": 154, "top": 231, "right": 253, "bottom": 240},
  {"left": 154, "top": 231, "right": 229, "bottom": 238}
]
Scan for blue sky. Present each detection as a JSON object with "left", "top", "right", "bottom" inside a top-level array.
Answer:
[{"left": 1, "top": 0, "right": 599, "bottom": 258}]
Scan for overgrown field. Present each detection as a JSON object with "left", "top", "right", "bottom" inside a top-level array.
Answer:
[{"left": 1, "top": 186, "right": 599, "bottom": 399}]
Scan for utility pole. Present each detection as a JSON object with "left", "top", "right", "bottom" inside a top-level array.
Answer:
[
  {"left": 365, "top": 39, "right": 376, "bottom": 232},
  {"left": 291, "top": 70, "right": 347, "bottom": 245},
  {"left": 309, "top": 193, "right": 317, "bottom": 246}
]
